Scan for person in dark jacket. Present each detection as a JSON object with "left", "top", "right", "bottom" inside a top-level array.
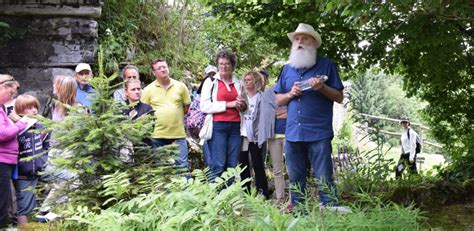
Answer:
[
  {"left": 13, "top": 94, "right": 50, "bottom": 225},
  {"left": 122, "top": 79, "right": 153, "bottom": 120},
  {"left": 120, "top": 79, "right": 154, "bottom": 159}
]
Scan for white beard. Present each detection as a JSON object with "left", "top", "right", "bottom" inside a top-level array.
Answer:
[{"left": 289, "top": 44, "right": 317, "bottom": 69}]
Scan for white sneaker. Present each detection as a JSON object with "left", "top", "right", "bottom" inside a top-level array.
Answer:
[
  {"left": 44, "top": 212, "right": 60, "bottom": 222},
  {"left": 326, "top": 205, "right": 352, "bottom": 214}
]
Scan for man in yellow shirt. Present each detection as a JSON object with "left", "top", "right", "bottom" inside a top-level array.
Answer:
[{"left": 142, "top": 58, "right": 191, "bottom": 171}]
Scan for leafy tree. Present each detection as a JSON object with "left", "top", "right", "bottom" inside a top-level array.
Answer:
[
  {"left": 350, "top": 71, "right": 423, "bottom": 146},
  {"left": 207, "top": 1, "right": 474, "bottom": 180},
  {"left": 98, "top": 0, "right": 282, "bottom": 85}
]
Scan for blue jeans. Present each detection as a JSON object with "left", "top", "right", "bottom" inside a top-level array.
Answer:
[
  {"left": 202, "top": 140, "right": 211, "bottom": 167},
  {"left": 14, "top": 178, "right": 38, "bottom": 215},
  {"left": 151, "top": 138, "right": 189, "bottom": 171},
  {"left": 285, "top": 138, "right": 338, "bottom": 206},
  {"left": 208, "top": 122, "right": 242, "bottom": 181}
]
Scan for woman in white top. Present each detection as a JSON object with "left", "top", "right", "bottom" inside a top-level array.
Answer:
[{"left": 238, "top": 71, "right": 269, "bottom": 199}]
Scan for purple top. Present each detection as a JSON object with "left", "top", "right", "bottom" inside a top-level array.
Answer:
[{"left": 0, "top": 107, "right": 27, "bottom": 165}]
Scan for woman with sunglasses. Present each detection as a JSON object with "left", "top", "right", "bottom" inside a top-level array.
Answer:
[{"left": 0, "top": 74, "right": 27, "bottom": 228}]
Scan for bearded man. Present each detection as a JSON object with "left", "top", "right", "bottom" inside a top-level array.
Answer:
[{"left": 275, "top": 23, "right": 350, "bottom": 213}]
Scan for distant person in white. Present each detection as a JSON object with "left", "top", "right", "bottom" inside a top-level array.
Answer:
[{"left": 396, "top": 116, "right": 421, "bottom": 178}]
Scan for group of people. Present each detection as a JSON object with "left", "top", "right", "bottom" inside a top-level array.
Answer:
[
  {"left": 1, "top": 22, "right": 353, "bottom": 227},
  {"left": 197, "top": 23, "right": 349, "bottom": 212}
]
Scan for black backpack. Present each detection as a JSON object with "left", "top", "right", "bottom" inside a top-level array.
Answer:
[{"left": 407, "top": 129, "right": 422, "bottom": 154}]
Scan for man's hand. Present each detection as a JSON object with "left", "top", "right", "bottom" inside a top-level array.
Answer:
[
  {"left": 409, "top": 155, "right": 415, "bottom": 163},
  {"left": 289, "top": 82, "right": 302, "bottom": 98},
  {"left": 309, "top": 77, "right": 324, "bottom": 91}
]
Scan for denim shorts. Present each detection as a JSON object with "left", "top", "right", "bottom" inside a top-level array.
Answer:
[{"left": 14, "top": 178, "right": 38, "bottom": 216}]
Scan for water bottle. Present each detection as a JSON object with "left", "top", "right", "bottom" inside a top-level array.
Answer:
[{"left": 299, "top": 75, "right": 328, "bottom": 91}]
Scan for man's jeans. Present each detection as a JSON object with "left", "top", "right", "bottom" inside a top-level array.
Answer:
[
  {"left": 208, "top": 122, "right": 242, "bottom": 182},
  {"left": 151, "top": 138, "right": 189, "bottom": 171},
  {"left": 285, "top": 138, "right": 338, "bottom": 206}
]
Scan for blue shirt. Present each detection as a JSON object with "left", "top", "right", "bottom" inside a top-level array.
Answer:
[
  {"left": 76, "top": 82, "right": 96, "bottom": 109},
  {"left": 274, "top": 56, "right": 344, "bottom": 142}
]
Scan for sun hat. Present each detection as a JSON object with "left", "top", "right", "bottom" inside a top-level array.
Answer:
[
  {"left": 400, "top": 116, "right": 410, "bottom": 124},
  {"left": 287, "top": 23, "right": 322, "bottom": 49},
  {"left": 204, "top": 65, "right": 217, "bottom": 74},
  {"left": 75, "top": 63, "right": 92, "bottom": 73}
]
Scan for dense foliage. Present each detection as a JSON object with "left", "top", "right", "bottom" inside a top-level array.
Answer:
[
  {"left": 65, "top": 168, "right": 423, "bottom": 230},
  {"left": 98, "top": 0, "right": 282, "bottom": 84}
]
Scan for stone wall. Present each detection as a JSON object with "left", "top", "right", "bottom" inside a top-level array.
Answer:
[{"left": 0, "top": 1, "right": 101, "bottom": 113}]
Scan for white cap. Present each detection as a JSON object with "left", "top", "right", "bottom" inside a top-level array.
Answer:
[
  {"left": 204, "top": 65, "right": 217, "bottom": 74},
  {"left": 75, "top": 63, "right": 92, "bottom": 73}
]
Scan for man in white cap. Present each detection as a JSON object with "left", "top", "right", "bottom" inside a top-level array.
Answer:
[
  {"left": 196, "top": 65, "right": 217, "bottom": 95},
  {"left": 113, "top": 64, "right": 141, "bottom": 102},
  {"left": 275, "top": 23, "right": 349, "bottom": 213},
  {"left": 74, "top": 63, "right": 96, "bottom": 108},
  {"left": 396, "top": 116, "right": 421, "bottom": 178}
]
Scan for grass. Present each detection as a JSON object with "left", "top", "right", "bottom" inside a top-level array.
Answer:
[{"left": 423, "top": 202, "right": 474, "bottom": 230}]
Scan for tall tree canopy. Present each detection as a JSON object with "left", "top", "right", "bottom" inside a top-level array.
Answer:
[{"left": 208, "top": 1, "right": 474, "bottom": 179}]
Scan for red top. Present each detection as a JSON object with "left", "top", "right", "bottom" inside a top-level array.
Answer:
[{"left": 213, "top": 80, "right": 240, "bottom": 122}]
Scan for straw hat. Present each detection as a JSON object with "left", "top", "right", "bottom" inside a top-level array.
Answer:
[{"left": 287, "top": 23, "right": 322, "bottom": 48}]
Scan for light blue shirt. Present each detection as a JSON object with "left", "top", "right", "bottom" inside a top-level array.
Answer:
[{"left": 76, "top": 82, "right": 96, "bottom": 109}]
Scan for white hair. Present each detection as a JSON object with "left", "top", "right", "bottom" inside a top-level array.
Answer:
[{"left": 289, "top": 44, "right": 317, "bottom": 69}]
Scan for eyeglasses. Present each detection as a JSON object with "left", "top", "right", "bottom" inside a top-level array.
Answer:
[
  {"left": 218, "top": 62, "right": 232, "bottom": 67},
  {"left": 125, "top": 76, "right": 138, "bottom": 80},
  {"left": 0, "top": 78, "right": 15, "bottom": 85}
]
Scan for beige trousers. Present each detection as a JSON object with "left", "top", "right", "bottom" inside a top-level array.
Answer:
[{"left": 267, "top": 137, "right": 286, "bottom": 200}]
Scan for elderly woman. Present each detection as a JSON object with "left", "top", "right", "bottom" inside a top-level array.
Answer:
[
  {"left": 0, "top": 74, "right": 26, "bottom": 228},
  {"left": 238, "top": 71, "right": 269, "bottom": 199},
  {"left": 200, "top": 49, "right": 247, "bottom": 181}
]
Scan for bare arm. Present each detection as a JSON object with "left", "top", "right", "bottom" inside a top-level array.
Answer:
[
  {"left": 319, "top": 85, "right": 344, "bottom": 103},
  {"left": 184, "top": 104, "right": 190, "bottom": 114},
  {"left": 276, "top": 83, "right": 301, "bottom": 106},
  {"left": 309, "top": 78, "right": 344, "bottom": 103}
]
